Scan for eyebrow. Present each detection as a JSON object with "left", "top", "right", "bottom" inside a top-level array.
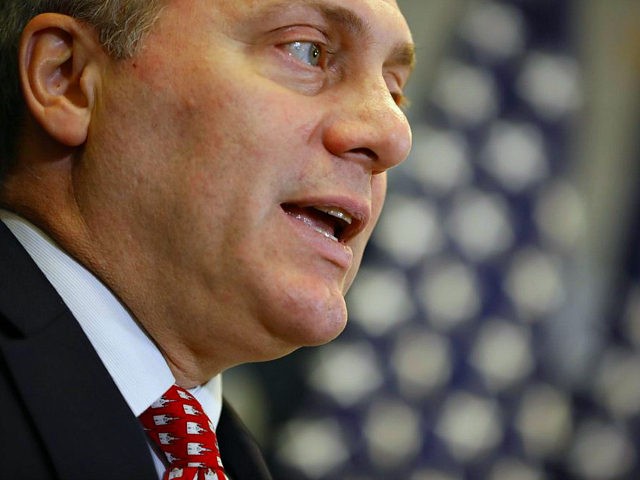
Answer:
[
  {"left": 317, "top": 3, "right": 415, "bottom": 71},
  {"left": 317, "top": 3, "right": 369, "bottom": 36},
  {"left": 386, "top": 43, "right": 416, "bottom": 72}
]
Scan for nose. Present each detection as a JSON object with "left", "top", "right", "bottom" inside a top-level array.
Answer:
[{"left": 322, "top": 79, "right": 412, "bottom": 174}]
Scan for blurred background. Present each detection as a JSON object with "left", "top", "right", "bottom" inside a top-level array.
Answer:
[{"left": 225, "top": 0, "right": 640, "bottom": 478}]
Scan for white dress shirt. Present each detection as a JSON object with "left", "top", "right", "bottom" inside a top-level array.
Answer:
[{"left": 0, "top": 210, "right": 222, "bottom": 478}]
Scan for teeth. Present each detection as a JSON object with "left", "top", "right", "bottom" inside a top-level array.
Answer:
[
  {"left": 293, "top": 213, "right": 339, "bottom": 242},
  {"left": 314, "top": 206, "right": 353, "bottom": 225}
]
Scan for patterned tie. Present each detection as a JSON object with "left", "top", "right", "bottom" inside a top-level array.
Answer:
[{"left": 140, "top": 385, "right": 228, "bottom": 480}]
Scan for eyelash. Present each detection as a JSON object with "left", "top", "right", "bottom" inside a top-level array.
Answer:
[{"left": 391, "top": 91, "right": 409, "bottom": 109}]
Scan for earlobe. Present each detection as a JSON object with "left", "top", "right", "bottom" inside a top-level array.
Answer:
[{"left": 19, "top": 14, "right": 99, "bottom": 147}]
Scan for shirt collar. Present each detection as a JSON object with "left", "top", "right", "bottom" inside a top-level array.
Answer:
[{"left": 0, "top": 210, "right": 222, "bottom": 424}]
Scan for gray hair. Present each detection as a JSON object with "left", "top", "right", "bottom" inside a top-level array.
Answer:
[{"left": 0, "top": 1, "right": 165, "bottom": 181}]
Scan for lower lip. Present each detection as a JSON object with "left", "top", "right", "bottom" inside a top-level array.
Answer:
[{"left": 283, "top": 211, "right": 354, "bottom": 270}]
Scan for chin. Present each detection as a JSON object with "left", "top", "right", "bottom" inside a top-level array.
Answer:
[
  {"left": 259, "top": 281, "right": 349, "bottom": 350},
  {"left": 301, "top": 302, "right": 348, "bottom": 347}
]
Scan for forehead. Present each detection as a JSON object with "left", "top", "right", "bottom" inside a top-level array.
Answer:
[
  {"left": 225, "top": 0, "right": 402, "bottom": 15},
  {"left": 192, "top": 0, "right": 412, "bottom": 41}
]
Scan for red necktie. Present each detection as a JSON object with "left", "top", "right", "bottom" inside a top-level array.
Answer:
[{"left": 140, "top": 385, "right": 228, "bottom": 480}]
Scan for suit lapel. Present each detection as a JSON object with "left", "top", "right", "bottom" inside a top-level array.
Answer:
[
  {"left": 0, "top": 223, "right": 157, "bottom": 480},
  {"left": 218, "top": 400, "right": 274, "bottom": 480}
]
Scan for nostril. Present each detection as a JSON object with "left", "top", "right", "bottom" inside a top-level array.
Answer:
[{"left": 347, "top": 147, "right": 378, "bottom": 162}]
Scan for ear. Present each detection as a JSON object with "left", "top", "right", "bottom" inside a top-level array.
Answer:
[{"left": 19, "top": 13, "right": 102, "bottom": 147}]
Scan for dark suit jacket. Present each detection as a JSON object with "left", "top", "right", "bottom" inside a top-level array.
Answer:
[{"left": 0, "top": 222, "right": 273, "bottom": 480}]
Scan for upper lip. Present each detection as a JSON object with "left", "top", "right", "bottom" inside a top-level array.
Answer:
[{"left": 281, "top": 196, "right": 370, "bottom": 243}]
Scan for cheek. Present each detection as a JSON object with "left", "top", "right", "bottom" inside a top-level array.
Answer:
[{"left": 188, "top": 87, "right": 295, "bottom": 159}]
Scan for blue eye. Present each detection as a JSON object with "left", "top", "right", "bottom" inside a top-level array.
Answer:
[{"left": 286, "top": 41, "right": 322, "bottom": 67}]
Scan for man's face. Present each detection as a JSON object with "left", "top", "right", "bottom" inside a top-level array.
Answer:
[{"left": 78, "top": 0, "right": 413, "bottom": 369}]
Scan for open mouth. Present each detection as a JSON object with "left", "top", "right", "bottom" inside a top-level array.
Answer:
[{"left": 281, "top": 203, "right": 359, "bottom": 243}]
